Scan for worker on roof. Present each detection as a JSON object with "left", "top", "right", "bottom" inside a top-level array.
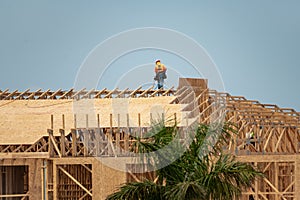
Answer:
[{"left": 154, "top": 60, "right": 167, "bottom": 89}]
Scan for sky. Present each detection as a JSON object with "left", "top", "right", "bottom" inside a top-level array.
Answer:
[{"left": 0, "top": 1, "right": 299, "bottom": 110}]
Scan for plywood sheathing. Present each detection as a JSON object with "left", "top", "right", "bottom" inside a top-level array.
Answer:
[{"left": 0, "top": 96, "right": 188, "bottom": 144}]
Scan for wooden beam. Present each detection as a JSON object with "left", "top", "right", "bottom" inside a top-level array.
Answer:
[
  {"left": 59, "top": 88, "right": 74, "bottom": 99},
  {"left": 14, "top": 89, "right": 30, "bottom": 99},
  {"left": 162, "top": 86, "right": 174, "bottom": 96},
  {"left": 81, "top": 164, "right": 92, "bottom": 173},
  {"left": 3, "top": 89, "right": 18, "bottom": 100},
  {"left": 49, "top": 130, "right": 62, "bottom": 158},
  {"left": 139, "top": 86, "right": 154, "bottom": 97},
  {"left": 26, "top": 89, "right": 42, "bottom": 99},
  {"left": 263, "top": 177, "right": 287, "bottom": 200},
  {"left": 0, "top": 194, "right": 29, "bottom": 198},
  {"left": 71, "top": 129, "right": 77, "bottom": 156},
  {"left": 60, "top": 129, "right": 66, "bottom": 157},
  {"left": 0, "top": 152, "right": 49, "bottom": 158},
  {"left": 149, "top": 88, "right": 163, "bottom": 97},
  {"left": 49, "top": 89, "right": 62, "bottom": 99},
  {"left": 0, "top": 89, "right": 9, "bottom": 99},
  {"left": 71, "top": 88, "right": 86, "bottom": 99},
  {"left": 115, "top": 88, "right": 129, "bottom": 98},
  {"left": 58, "top": 166, "right": 93, "bottom": 197},
  {"left": 103, "top": 88, "right": 118, "bottom": 98},
  {"left": 81, "top": 88, "right": 95, "bottom": 99},
  {"left": 127, "top": 86, "right": 142, "bottom": 98},
  {"left": 127, "top": 170, "right": 141, "bottom": 182},
  {"left": 274, "top": 127, "right": 286, "bottom": 152},
  {"left": 236, "top": 154, "right": 296, "bottom": 163},
  {"left": 37, "top": 89, "right": 51, "bottom": 99},
  {"left": 94, "top": 88, "right": 107, "bottom": 98},
  {"left": 79, "top": 189, "right": 93, "bottom": 200},
  {"left": 174, "top": 86, "right": 187, "bottom": 96}
]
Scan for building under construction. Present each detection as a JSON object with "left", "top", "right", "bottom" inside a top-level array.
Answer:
[{"left": 0, "top": 78, "right": 299, "bottom": 200}]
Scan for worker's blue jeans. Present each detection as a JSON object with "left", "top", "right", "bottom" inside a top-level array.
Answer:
[{"left": 157, "top": 72, "right": 164, "bottom": 89}]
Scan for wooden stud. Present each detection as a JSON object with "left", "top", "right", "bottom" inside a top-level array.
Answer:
[
  {"left": 60, "top": 129, "right": 65, "bottom": 157},
  {"left": 71, "top": 129, "right": 77, "bottom": 157},
  {"left": 116, "top": 114, "right": 120, "bottom": 155},
  {"left": 50, "top": 115, "right": 54, "bottom": 130},
  {"left": 62, "top": 114, "right": 65, "bottom": 129}
]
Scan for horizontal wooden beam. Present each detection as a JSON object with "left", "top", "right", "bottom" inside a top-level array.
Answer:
[
  {"left": 0, "top": 152, "right": 49, "bottom": 159},
  {"left": 0, "top": 194, "right": 29, "bottom": 198},
  {"left": 236, "top": 154, "right": 297, "bottom": 162}
]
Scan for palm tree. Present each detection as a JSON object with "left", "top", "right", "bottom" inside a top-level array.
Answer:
[{"left": 107, "top": 120, "right": 262, "bottom": 200}]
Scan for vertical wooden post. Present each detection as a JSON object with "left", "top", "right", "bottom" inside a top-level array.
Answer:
[
  {"left": 53, "top": 160, "right": 58, "bottom": 200},
  {"left": 84, "top": 114, "right": 89, "bottom": 156},
  {"left": 274, "top": 162, "right": 279, "bottom": 200},
  {"left": 97, "top": 114, "right": 100, "bottom": 128},
  {"left": 115, "top": 114, "right": 120, "bottom": 155},
  {"left": 124, "top": 113, "right": 129, "bottom": 154},
  {"left": 295, "top": 156, "right": 300, "bottom": 199},
  {"left": 294, "top": 127, "right": 298, "bottom": 153},
  {"left": 95, "top": 114, "right": 101, "bottom": 156},
  {"left": 71, "top": 129, "right": 77, "bottom": 157},
  {"left": 83, "top": 129, "right": 89, "bottom": 156},
  {"left": 138, "top": 113, "right": 141, "bottom": 138},
  {"left": 254, "top": 162, "right": 259, "bottom": 200},
  {"left": 42, "top": 160, "right": 48, "bottom": 200},
  {"left": 51, "top": 114, "right": 54, "bottom": 129},
  {"left": 49, "top": 114, "right": 55, "bottom": 157},
  {"left": 95, "top": 128, "right": 101, "bottom": 156},
  {"left": 62, "top": 114, "right": 65, "bottom": 129},
  {"left": 72, "top": 114, "right": 77, "bottom": 157},
  {"left": 60, "top": 114, "right": 65, "bottom": 157},
  {"left": 48, "top": 129, "right": 54, "bottom": 157},
  {"left": 108, "top": 114, "right": 113, "bottom": 156},
  {"left": 138, "top": 113, "right": 141, "bottom": 127},
  {"left": 59, "top": 129, "right": 65, "bottom": 157}
]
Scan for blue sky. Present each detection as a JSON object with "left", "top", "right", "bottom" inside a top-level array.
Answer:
[{"left": 0, "top": 1, "right": 299, "bottom": 110}]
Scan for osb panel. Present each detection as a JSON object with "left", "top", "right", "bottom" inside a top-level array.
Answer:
[
  {"left": 0, "top": 158, "right": 43, "bottom": 200},
  {"left": 178, "top": 78, "right": 207, "bottom": 89},
  {"left": 92, "top": 158, "right": 127, "bottom": 200},
  {"left": 0, "top": 96, "right": 187, "bottom": 144},
  {"left": 53, "top": 157, "right": 128, "bottom": 200}
]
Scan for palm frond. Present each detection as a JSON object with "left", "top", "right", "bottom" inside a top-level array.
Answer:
[
  {"left": 106, "top": 180, "right": 165, "bottom": 200},
  {"left": 200, "top": 154, "right": 263, "bottom": 200},
  {"left": 165, "top": 181, "right": 206, "bottom": 200}
]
